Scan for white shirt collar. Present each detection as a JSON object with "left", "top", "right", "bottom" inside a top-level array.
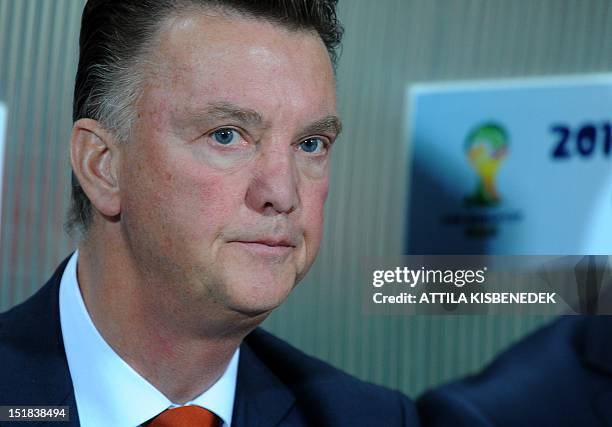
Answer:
[{"left": 59, "top": 251, "right": 239, "bottom": 427}]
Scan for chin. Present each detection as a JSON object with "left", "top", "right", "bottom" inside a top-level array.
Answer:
[{"left": 220, "top": 267, "right": 299, "bottom": 316}]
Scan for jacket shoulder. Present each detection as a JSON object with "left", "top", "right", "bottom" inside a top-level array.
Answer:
[
  {"left": 417, "top": 316, "right": 611, "bottom": 426},
  {"left": 0, "top": 257, "right": 68, "bottom": 343},
  {"left": 0, "top": 257, "right": 73, "bottom": 404}
]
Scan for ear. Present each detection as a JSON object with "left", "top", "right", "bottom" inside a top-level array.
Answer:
[{"left": 70, "top": 118, "right": 121, "bottom": 219}]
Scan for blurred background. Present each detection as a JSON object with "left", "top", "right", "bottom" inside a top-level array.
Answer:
[{"left": 1, "top": 0, "right": 612, "bottom": 397}]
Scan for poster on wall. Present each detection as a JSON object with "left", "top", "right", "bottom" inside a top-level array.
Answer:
[
  {"left": 0, "top": 102, "right": 5, "bottom": 237},
  {"left": 407, "top": 75, "right": 612, "bottom": 255}
]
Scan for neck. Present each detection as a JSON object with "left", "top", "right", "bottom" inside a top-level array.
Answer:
[{"left": 76, "top": 227, "right": 263, "bottom": 403}]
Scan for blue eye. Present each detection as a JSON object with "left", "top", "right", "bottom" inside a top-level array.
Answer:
[
  {"left": 299, "top": 137, "right": 326, "bottom": 154},
  {"left": 212, "top": 128, "right": 239, "bottom": 145}
]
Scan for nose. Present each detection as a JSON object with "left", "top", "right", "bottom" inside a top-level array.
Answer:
[{"left": 245, "top": 146, "right": 299, "bottom": 215}]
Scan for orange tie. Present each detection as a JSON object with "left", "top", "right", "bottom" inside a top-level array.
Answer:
[{"left": 146, "top": 405, "right": 221, "bottom": 427}]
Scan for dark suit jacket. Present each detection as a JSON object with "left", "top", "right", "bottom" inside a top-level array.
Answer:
[
  {"left": 418, "top": 316, "right": 612, "bottom": 426},
  {"left": 0, "top": 257, "right": 419, "bottom": 426}
]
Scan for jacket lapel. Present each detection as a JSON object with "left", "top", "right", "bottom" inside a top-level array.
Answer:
[{"left": 232, "top": 340, "right": 295, "bottom": 427}]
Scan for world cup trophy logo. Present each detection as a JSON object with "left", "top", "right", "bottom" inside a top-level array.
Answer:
[{"left": 464, "top": 123, "right": 509, "bottom": 206}]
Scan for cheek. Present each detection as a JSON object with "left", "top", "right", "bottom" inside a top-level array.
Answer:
[
  {"left": 122, "top": 144, "right": 247, "bottom": 240},
  {"left": 300, "top": 178, "right": 329, "bottom": 240},
  {"left": 165, "top": 166, "right": 247, "bottom": 235}
]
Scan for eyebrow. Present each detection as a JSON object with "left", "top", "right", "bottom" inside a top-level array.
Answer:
[
  {"left": 299, "top": 115, "right": 343, "bottom": 139},
  {"left": 183, "top": 101, "right": 342, "bottom": 138},
  {"left": 199, "top": 102, "right": 265, "bottom": 127}
]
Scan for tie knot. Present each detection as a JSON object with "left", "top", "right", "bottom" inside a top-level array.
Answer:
[{"left": 146, "top": 405, "right": 220, "bottom": 427}]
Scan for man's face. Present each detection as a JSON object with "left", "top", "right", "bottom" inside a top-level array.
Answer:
[{"left": 117, "top": 11, "right": 339, "bottom": 318}]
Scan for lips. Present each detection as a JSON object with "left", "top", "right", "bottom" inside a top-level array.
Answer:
[
  {"left": 229, "top": 237, "right": 296, "bottom": 258},
  {"left": 240, "top": 238, "right": 294, "bottom": 248}
]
